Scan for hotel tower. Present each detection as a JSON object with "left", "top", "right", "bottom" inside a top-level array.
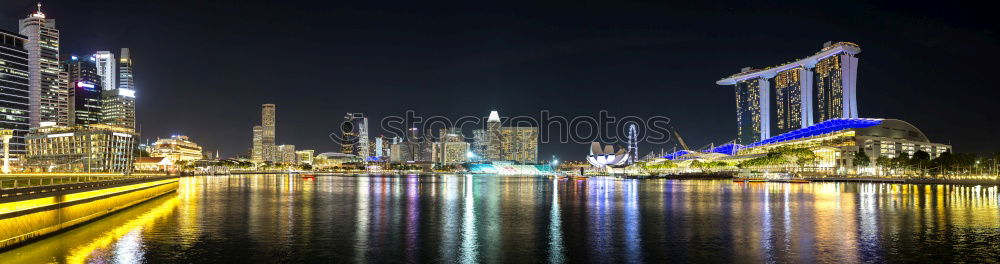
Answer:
[{"left": 718, "top": 42, "right": 860, "bottom": 144}]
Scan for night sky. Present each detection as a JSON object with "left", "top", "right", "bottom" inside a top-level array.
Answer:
[{"left": 2, "top": 0, "right": 998, "bottom": 160}]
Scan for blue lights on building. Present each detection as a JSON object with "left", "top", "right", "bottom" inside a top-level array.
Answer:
[
  {"left": 704, "top": 143, "right": 743, "bottom": 155},
  {"left": 662, "top": 150, "right": 693, "bottom": 160},
  {"left": 662, "top": 118, "right": 882, "bottom": 160},
  {"left": 744, "top": 118, "right": 881, "bottom": 148}
]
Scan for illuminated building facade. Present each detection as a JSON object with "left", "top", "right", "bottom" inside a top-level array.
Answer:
[
  {"left": 499, "top": 126, "right": 538, "bottom": 163},
  {"left": 24, "top": 124, "right": 136, "bottom": 172},
  {"left": 773, "top": 68, "right": 801, "bottom": 135},
  {"left": 250, "top": 104, "right": 275, "bottom": 163},
  {"left": 20, "top": 5, "right": 69, "bottom": 128},
  {"left": 150, "top": 135, "right": 203, "bottom": 162},
  {"left": 340, "top": 113, "right": 369, "bottom": 158},
  {"left": 0, "top": 30, "right": 31, "bottom": 156},
  {"left": 61, "top": 56, "right": 103, "bottom": 125},
  {"left": 719, "top": 42, "right": 860, "bottom": 144},
  {"left": 94, "top": 51, "right": 115, "bottom": 91},
  {"left": 251, "top": 125, "right": 263, "bottom": 162},
  {"left": 478, "top": 111, "right": 539, "bottom": 163},
  {"left": 433, "top": 127, "right": 469, "bottom": 164},
  {"left": 101, "top": 90, "right": 135, "bottom": 128},
  {"left": 485, "top": 111, "right": 501, "bottom": 161},
  {"left": 471, "top": 129, "right": 487, "bottom": 160},
  {"left": 733, "top": 118, "right": 950, "bottom": 174},
  {"left": 261, "top": 104, "right": 275, "bottom": 161},
  {"left": 734, "top": 78, "right": 762, "bottom": 144},
  {"left": 102, "top": 48, "right": 136, "bottom": 129},
  {"left": 276, "top": 144, "right": 296, "bottom": 164},
  {"left": 434, "top": 141, "right": 470, "bottom": 165},
  {"left": 295, "top": 150, "right": 314, "bottom": 165}
]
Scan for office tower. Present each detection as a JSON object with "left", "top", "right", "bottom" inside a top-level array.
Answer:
[
  {"left": 61, "top": 56, "right": 103, "bottom": 125},
  {"left": 94, "top": 51, "right": 115, "bottom": 91},
  {"left": 485, "top": 110, "right": 501, "bottom": 161},
  {"left": 500, "top": 126, "right": 539, "bottom": 163},
  {"left": 261, "top": 104, "right": 275, "bottom": 161},
  {"left": 20, "top": 4, "right": 68, "bottom": 127},
  {"left": 276, "top": 144, "right": 295, "bottom": 164},
  {"left": 340, "top": 113, "right": 368, "bottom": 157},
  {"left": 0, "top": 30, "right": 31, "bottom": 156},
  {"left": 251, "top": 125, "right": 263, "bottom": 162},
  {"left": 718, "top": 42, "right": 860, "bottom": 144},
  {"left": 434, "top": 127, "right": 469, "bottom": 164},
  {"left": 102, "top": 48, "right": 136, "bottom": 129},
  {"left": 373, "top": 135, "right": 392, "bottom": 158},
  {"left": 471, "top": 129, "right": 487, "bottom": 161}
]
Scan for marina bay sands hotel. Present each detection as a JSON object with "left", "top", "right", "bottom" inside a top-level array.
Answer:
[{"left": 717, "top": 41, "right": 861, "bottom": 144}]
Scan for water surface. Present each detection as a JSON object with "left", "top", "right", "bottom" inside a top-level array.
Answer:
[{"left": 1, "top": 174, "right": 998, "bottom": 263}]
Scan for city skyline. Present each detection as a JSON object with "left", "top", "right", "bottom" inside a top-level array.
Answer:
[{"left": 2, "top": 1, "right": 998, "bottom": 159}]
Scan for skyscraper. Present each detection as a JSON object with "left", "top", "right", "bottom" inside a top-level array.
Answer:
[
  {"left": 20, "top": 4, "right": 68, "bottom": 128},
  {"left": 261, "top": 104, "right": 276, "bottom": 162},
  {"left": 0, "top": 30, "right": 31, "bottom": 156},
  {"left": 485, "top": 110, "right": 501, "bottom": 161},
  {"left": 102, "top": 48, "right": 136, "bottom": 129},
  {"left": 276, "top": 144, "right": 295, "bottom": 164},
  {"left": 718, "top": 42, "right": 860, "bottom": 144},
  {"left": 251, "top": 125, "right": 263, "bottom": 162},
  {"left": 340, "top": 113, "right": 369, "bottom": 158},
  {"left": 481, "top": 111, "right": 539, "bottom": 163},
  {"left": 61, "top": 55, "right": 103, "bottom": 125},
  {"left": 94, "top": 51, "right": 115, "bottom": 91},
  {"left": 500, "top": 126, "right": 538, "bottom": 163},
  {"left": 734, "top": 78, "right": 762, "bottom": 144},
  {"left": 471, "top": 129, "right": 487, "bottom": 161}
]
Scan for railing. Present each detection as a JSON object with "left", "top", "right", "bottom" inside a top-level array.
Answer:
[
  {"left": 0, "top": 175, "right": 159, "bottom": 191},
  {"left": 0, "top": 175, "right": 175, "bottom": 198}
]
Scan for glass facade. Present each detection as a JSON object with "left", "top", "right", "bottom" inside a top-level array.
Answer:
[
  {"left": 814, "top": 55, "right": 844, "bottom": 123},
  {"left": 24, "top": 124, "right": 136, "bottom": 172},
  {"left": 20, "top": 10, "right": 68, "bottom": 127},
  {"left": 773, "top": 68, "right": 801, "bottom": 135},
  {"left": 0, "top": 31, "right": 30, "bottom": 155},
  {"left": 735, "top": 79, "right": 761, "bottom": 144},
  {"left": 61, "top": 58, "right": 103, "bottom": 126}
]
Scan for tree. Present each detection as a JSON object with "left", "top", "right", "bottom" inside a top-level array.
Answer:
[
  {"left": 911, "top": 150, "right": 931, "bottom": 176},
  {"left": 876, "top": 156, "right": 892, "bottom": 176},
  {"left": 134, "top": 147, "right": 150, "bottom": 158},
  {"left": 854, "top": 150, "right": 871, "bottom": 167}
]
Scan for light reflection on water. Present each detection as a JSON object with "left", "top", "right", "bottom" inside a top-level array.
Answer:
[{"left": 0, "top": 175, "right": 998, "bottom": 263}]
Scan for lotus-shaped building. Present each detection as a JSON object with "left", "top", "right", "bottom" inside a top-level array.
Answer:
[{"left": 586, "top": 142, "right": 629, "bottom": 167}]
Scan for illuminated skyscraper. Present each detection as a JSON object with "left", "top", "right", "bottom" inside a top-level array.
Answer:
[
  {"left": 0, "top": 30, "right": 30, "bottom": 155},
  {"left": 340, "top": 113, "right": 369, "bottom": 158},
  {"left": 94, "top": 51, "right": 115, "bottom": 91},
  {"left": 471, "top": 129, "right": 487, "bottom": 160},
  {"left": 773, "top": 68, "right": 801, "bottom": 135},
  {"left": 734, "top": 78, "right": 762, "bottom": 144},
  {"left": 485, "top": 110, "right": 501, "bottom": 161},
  {"left": 262, "top": 104, "right": 276, "bottom": 162},
  {"left": 251, "top": 125, "right": 263, "bottom": 162},
  {"left": 102, "top": 48, "right": 136, "bottom": 129},
  {"left": 61, "top": 55, "right": 103, "bottom": 125},
  {"left": 276, "top": 144, "right": 296, "bottom": 164},
  {"left": 500, "top": 126, "right": 538, "bottom": 163},
  {"left": 718, "top": 42, "right": 860, "bottom": 144},
  {"left": 20, "top": 4, "right": 68, "bottom": 127}
]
